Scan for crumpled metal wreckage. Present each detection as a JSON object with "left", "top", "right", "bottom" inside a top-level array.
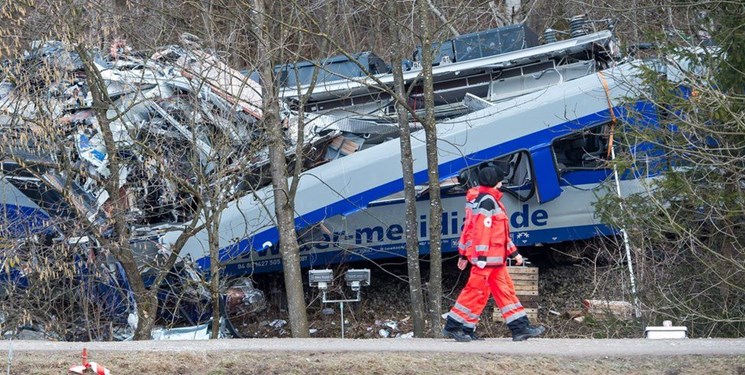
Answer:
[
  {"left": 1, "top": 34, "right": 361, "bottom": 232},
  {"left": 0, "top": 35, "right": 367, "bottom": 338}
]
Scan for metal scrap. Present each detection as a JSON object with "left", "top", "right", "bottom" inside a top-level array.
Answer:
[
  {"left": 0, "top": 34, "right": 375, "bottom": 232},
  {"left": 0, "top": 35, "right": 383, "bottom": 338}
]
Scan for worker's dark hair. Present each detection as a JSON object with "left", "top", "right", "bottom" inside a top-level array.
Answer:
[
  {"left": 477, "top": 166, "right": 505, "bottom": 187},
  {"left": 458, "top": 168, "right": 480, "bottom": 188}
]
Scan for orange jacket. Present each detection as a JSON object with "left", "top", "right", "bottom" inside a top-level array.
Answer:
[
  {"left": 458, "top": 186, "right": 518, "bottom": 267},
  {"left": 457, "top": 187, "right": 480, "bottom": 258}
]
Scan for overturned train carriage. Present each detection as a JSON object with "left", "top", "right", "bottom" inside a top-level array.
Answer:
[{"left": 161, "top": 23, "right": 657, "bottom": 275}]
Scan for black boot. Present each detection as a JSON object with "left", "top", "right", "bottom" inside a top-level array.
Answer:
[
  {"left": 463, "top": 327, "right": 485, "bottom": 341},
  {"left": 442, "top": 316, "right": 472, "bottom": 342},
  {"left": 507, "top": 316, "right": 544, "bottom": 341},
  {"left": 526, "top": 318, "right": 546, "bottom": 336}
]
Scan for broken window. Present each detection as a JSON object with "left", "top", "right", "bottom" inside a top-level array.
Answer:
[
  {"left": 455, "top": 150, "right": 534, "bottom": 201},
  {"left": 552, "top": 123, "right": 613, "bottom": 171},
  {"left": 372, "top": 150, "right": 534, "bottom": 203}
]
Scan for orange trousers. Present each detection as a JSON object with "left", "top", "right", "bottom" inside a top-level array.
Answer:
[{"left": 448, "top": 265, "right": 527, "bottom": 328}]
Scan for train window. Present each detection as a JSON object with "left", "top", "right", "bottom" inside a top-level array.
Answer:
[
  {"left": 455, "top": 150, "right": 534, "bottom": 201},
  {"left": 552, "top": 124, "right": 612, "bottom": 171},
  {"left": 373, "top": 150, "right": 534, "bottom": 203}
]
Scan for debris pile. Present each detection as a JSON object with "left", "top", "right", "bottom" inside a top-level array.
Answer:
[
  {"left": 0, "top": 33, "right": 409, "bottom": 340},
  {"left": 0, "top": 34, "right": 384, "bottom": 235}
]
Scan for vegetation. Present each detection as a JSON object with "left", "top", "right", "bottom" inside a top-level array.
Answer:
[{"left": 595, "top": 0, "right": 745, "bottom": 337}]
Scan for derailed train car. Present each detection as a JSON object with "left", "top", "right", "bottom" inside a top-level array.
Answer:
[{"left": 169, "top": 18, "right": 657, "bottom": 275}]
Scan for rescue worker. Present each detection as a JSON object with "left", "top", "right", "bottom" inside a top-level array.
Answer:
[{"left": 443, "top": 166, "right": 545, "bottom": 342}]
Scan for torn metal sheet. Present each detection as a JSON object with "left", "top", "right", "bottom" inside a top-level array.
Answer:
[
  {"left": 151, "top": 321, "right": 214, "bottom": 340},
  {"left": 176, "top": 36, "right": 263, "bottom": 119}
]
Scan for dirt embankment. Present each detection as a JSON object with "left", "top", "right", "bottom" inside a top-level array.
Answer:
[{"left": 6, "top": 348, "right": 745, "bottom": 375}]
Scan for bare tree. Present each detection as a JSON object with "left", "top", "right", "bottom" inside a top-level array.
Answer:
[
  {"left": 415, "top": 0, "right": 445, "bottom": 337},
  {"left": 253, "top": 0, "right": 310, "bottom": 338},
  {"left": 384, "top": 0, "right": 427, "bottom": 337}
]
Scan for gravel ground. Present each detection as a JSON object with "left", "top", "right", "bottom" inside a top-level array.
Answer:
[{"left": 2, "top": 339, "right": 744, "bottom": 375}]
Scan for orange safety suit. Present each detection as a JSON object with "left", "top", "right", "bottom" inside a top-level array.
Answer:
[{"left": 448, "top": 185, "right": 526, "bottom": 329}]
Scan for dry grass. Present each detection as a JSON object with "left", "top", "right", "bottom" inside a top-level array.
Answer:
[{"left": 6, "top": 351, "right": 745, "bottom": 375}]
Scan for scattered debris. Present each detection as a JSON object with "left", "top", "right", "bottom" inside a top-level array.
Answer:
[
  {"left": 224, "top": 279, "right": 267, "bottom": 321},
  {"left": 151, "top": 321, "right": 214, "bottom": 340},
  {"left": 383, "top": 320, "right": 398, "bottom": 331},
  {"left": 367, "top": 319, "right": 409, "bottom": 338},
  {"left": 269, "top": 319, "right": 287, "bottom": 329},
  {"left": 582, "top": 299, "right": 634, "bottom": 320},
  {"left": 68, "top": 348, "right": 110, "bottom": 375},
  {"left": 645, "top": 320, "right": 687, "bottom": 339},
  {"left": 563, "top": 310, "right": 584, "bottom": 319},
  {"left": 322, "top": 307, "right": 335, "bottom": 315}
]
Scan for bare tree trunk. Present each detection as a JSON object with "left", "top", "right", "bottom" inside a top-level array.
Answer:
[
  {"left": 504, "top": 0, "right": 522, "bottom": 23},
  {"left": 209, "top": 217, "right": 221, "bottom": 338},
  {"left": 425, "top": 0, "right": 459, "bottom": 37},
  {"left": 75, "top": 44, "right": 156, "bottom": 340},
  {"left": 389, "top": 0, "right": 426, "bottom": 338},
  {"left": 416, "top": 0, "right": 443, "bottom": 337},
  {"left": 488, "top": 1, "right": 510, "bottom": 27},
  {"left": 254, "top": 0, "right": 309, "bottom": 338}
]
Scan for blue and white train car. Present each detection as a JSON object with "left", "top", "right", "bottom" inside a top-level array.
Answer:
[{"left": 164, "top": 59, "right": 657, "bottom": 275}]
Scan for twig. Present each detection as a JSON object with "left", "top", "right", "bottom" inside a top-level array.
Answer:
[{"left": 426, "top": 0, "right": 459, "bottom": 37}]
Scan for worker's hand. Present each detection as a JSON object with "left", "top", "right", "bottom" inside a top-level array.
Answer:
[
  {"left": 476, "top": 260, "right": 487, "bottom": 269},
  {"left": 457, "top": 258, "right": 468, "bottom": 270},
  {"left": 514, "top": 254, "right": 524, "bottom": 266}
]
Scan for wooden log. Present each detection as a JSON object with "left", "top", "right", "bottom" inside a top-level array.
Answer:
[
  {"left": 563, "top": 310, "right": 584, "bottom": 319},
  {"left": 582, "top": 299, "right": 634, "bottom": 320}
]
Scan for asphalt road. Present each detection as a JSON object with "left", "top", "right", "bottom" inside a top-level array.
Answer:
[{"left": 2, "top": 338, "right": 745, "bottom": 357}]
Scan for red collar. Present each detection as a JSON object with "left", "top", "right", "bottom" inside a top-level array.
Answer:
[
  {"left": 466, "top": 187, "right": 479, "bottom": 202},
  {"left": 477, "top": 185, "right": 502, "bottom": 200}
]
